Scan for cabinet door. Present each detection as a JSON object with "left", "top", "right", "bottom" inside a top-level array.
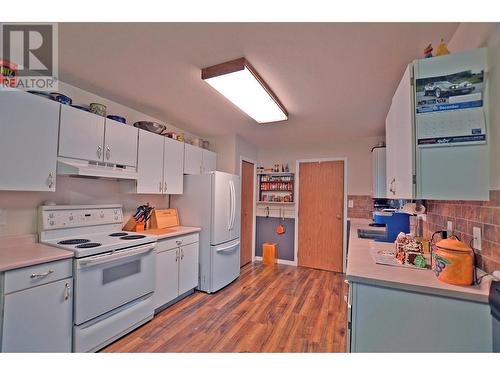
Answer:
[
  {"left": 385, "top": 106, "right": 397, "bottom": 198},
  {"left": 0, "top": 90, "right": 59, "bottom": 191},
  {"left": 2, "top": 278, "right": 73, "bottom": 353},
  {"left": 178, "top": 242, "right": 199, "bottom": 295},
  {"left": 136, "top": 129, "right": 164, "bottom": 194},
  {"left": 389, "top": 65, "right": 414, "bottom": 199},
  {"left": 59, "top": 105, "right": 105, "bottom": 162},
  {"left": 154, "top": 249, "right": 179, "bottom": 309},
  {"left": 103, "top": 119, "right": 138, "bottom": 167},
  {"left": 202, "top": 149, "right": 217, "bottom": 172},
  {"left": 183, "top": 143, "right": 203, "bottom": 174},
  {"left": 163, "top": 137, "right": 184, "bottom": 194}
]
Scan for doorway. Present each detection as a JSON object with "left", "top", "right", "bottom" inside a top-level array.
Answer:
[
  {"left": 240, "top": 159, "right": 255, "bottom": 267},
  {"left": 297, "top": 160, "right": 346, "bottom": 272}
]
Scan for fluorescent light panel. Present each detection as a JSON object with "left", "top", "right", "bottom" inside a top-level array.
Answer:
[{"left": 202, "top": 59, "right": 288, "bottom": 124}]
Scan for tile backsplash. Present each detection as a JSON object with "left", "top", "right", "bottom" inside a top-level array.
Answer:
[
  {"left": 423, "top": 190, "right": 500, "bottom": 273},
  {"left": 347, "top": 195, "right": 373, "bottom": 219}
]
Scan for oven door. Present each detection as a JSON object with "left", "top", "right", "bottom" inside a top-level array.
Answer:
[{"left": 74, "top": 242, "right": 156, "bottom": 325}]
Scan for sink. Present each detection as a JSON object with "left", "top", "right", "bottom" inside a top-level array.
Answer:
[{"left": 357, "top": 228, "right": 386, "bottom": 240}]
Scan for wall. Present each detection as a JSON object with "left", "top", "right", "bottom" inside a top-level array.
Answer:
[
  {"left": 257, "top": 136, "right": 385, "bottom": 195},
  {"left": 0, "top": 81, "right": 199, "bottom": 237},
  {"left": 210, "top": 134, "right": 258, "bottom": 175},
  {"left": 423, "top": 191, "right": 500, "bottom": 273}
]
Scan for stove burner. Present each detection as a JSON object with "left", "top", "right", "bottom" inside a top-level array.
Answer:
[
  {"left": 109, "top": 232, "right": 129, "bottom": 237},
  {"left": 75, "top": 242, "right": 102, "bottom": 249},
  {"left": 58, "top": 239, "right": 90, "bottom": 245},
  {"left": 120, "top": 235, "right": 146, "bottom": 240}
]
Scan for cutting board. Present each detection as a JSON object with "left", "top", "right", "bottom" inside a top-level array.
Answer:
[{"left": 150, "top": 208, "right": 179, "bottom": 229}]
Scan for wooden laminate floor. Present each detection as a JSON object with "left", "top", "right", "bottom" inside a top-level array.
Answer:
[{"left": 102, "top": 262, "right": 348, "bottom": 353}]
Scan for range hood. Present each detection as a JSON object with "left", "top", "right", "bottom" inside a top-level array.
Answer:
[{"left": 57, "top": 157, "right": 138, "bottom": 180}]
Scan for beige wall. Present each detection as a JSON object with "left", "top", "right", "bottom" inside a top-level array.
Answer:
[
  {"left": 257, "top": 136, "right": 385, "bottom": 196},
  {"left": 210, "top": 134, "right": 258, "bottom": 175}
]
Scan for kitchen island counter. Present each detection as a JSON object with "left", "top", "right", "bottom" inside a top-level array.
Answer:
[{"left": 346, "top": 219, "right": 492, "bottom": 303}]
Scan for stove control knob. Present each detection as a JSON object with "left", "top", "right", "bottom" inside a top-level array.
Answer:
[
  {"left": 49, "top": 213, "right": 54, "bottom": 219},
  {"left": 114, "top": 216, "right": 118, "bottom": 221},
  {"left": 49, "top": 220, "right": 55, "bottom": 226},
  {"left": 69, "top": 216, "right": 73, "bottom": 221}
]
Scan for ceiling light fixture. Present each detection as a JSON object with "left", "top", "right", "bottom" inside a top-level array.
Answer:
[{"left": 201, "top": 57, "right": 288, "bottom": 124}]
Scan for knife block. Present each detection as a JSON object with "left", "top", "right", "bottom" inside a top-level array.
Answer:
[{"left": 123, "top": 217, "right": 145, "bottom": 232}]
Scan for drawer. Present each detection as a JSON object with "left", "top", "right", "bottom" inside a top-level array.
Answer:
[
  {"left": 4, "top": 259, "right": 73, "bottom": 294},
  {"left": 156, "top": 233, "right": 199, "bottom": 253}
]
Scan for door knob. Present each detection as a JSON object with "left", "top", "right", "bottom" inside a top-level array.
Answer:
[{"left": 336, "top": 214, "right": 342, "bottom": 220}]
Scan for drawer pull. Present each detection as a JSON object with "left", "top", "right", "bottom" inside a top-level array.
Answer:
[
  {"left": 176, "top": 240, "right": 183, "bottom": 245},
  {"left": 30, "top": 270, "right": 54, "bottom": 279},
  {"left": 64, "top": 282, "right": 71, "bottom": 300}
]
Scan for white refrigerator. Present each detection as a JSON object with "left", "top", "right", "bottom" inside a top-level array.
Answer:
[{"left": 172, "top": 171, "right": 241, "bottom": 293}]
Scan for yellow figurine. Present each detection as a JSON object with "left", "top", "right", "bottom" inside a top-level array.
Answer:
[{"left": 436, "top": 38, "right": 450, "bottom": 56}]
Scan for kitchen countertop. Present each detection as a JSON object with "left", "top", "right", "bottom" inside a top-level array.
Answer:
[
  {"left": 0, "top": 234, "right": 74, "bottom": 272},
  {"left": 143, "top": 226, "right": 201, "bottom": 240},
  {"left": 346, "top": 218, "right": 493, "bottom": 303}
]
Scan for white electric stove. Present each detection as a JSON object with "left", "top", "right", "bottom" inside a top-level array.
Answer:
[{"left": 39, "top": 204, "right": 157, "bottom": 353}]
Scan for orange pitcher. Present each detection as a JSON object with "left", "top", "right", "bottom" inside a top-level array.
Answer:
[{"left": 432, "top": 236, "right": 474, "bottom": 286}]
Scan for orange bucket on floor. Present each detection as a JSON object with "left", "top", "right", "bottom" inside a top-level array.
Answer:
[{"left": 263, "top": 243, "right": 277, "bottom": 265}]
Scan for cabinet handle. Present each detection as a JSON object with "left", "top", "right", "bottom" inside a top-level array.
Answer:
[
  {"left": 176, "top": 239, "right": 183, "bottom": 246},
  {"left": 199, "top": 165, "right": 203, "bottom": 174},
  {"left": 97, "top": 145, "right": 102, "bottom": 159},
  {"left": 164, "top": 182, "right": 167, "bottom": 192},
  {"left": 175, "top": 249, "right": 179, "bottom": 262},
  {"left": 159, "top": 181, "right": 162, "bottom": 192},
  {"left": 105, "top": 146, "right": 111, "bottom": 160},
  {"left": 181, "top": 248, "right": 184, "bottom": 260},
  {"left": 47, "top": 172, "right": 54, "bottom": 188},
  {"left": 64, "top": 282, "right": 71, "bottom": 300},
  {"left": 389, "top": 178, "right": 396, "bottom": 195},
  {"left": 30, "top": 270, "right": 54, "bottom": 279}
]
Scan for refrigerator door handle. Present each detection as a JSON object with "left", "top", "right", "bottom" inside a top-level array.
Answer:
[
  {"left": 227, "top": 180, "right": 233, "bottom": 230},
  {"left": 215, "top": 241, "right": 240, "bottom": 253},
  {"left": 229, "top": 180, "right": 236, "bottom": 230}
]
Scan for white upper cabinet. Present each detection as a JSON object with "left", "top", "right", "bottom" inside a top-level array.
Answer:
[
  {"left": 385, "top": 64, "right": 415, "bottom": 199},
  {"left": 136, "top": 129, "right": 164, "bottom": 194},
  {"left": 202, "top": 149, "right": 217, "bottom": 172},
  {"left": 372, "top": 147, "right": 386, "bottom": 199},
  {"left": 184, "top": 143, "right": 204, "bottom": 174},
  {"left": 0, "top": 90, "right": 59, "bottom": 191},
  {"left": 184, "top": 144, "right": 217, "bottom": 174},
  {"left": 59, "top": 105, "right": 105, "bottom": 162},
  {"left": 103, "top": 119, "right": 138, "bottom": 167},
  {"left": 163, "top": 137, "right": 184, "bottom": 194}
]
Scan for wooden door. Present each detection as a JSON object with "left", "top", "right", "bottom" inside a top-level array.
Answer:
[
  {"left": 298, "top": 161, "right": 344, "bottom": 272},
  {"left": 240, "top": 160, "right": 254, "bottom": 267}
]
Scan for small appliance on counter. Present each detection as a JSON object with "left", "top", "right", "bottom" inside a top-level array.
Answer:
[
  {"left": 431, "top": 234, "right": 475, "bottom": 286},
  {"left": 373, "top": 211, "right": 410, "bottom": 243}
]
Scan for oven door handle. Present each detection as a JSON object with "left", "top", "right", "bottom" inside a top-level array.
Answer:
[{"left": 78, "top": 243, "right": 156, "bottom": 268}]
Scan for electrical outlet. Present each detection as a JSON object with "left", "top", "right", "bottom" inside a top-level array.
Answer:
[
  {"left": 348, "top": 200, "right": 354, "bottom": 208},
  {"left": 0, "top": 209, "right": 6, "bottom": 226},
  {"left": 473, "top": 226, "right": 482, "bottom": 251},
  {"left": 447, "top": 221, "right": 453, "bottom": 235}
]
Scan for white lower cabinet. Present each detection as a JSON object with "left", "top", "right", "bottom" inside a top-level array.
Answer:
[
  {"left": 154, "top": 233, "right": 199, "bottom": 310},
  {"left": 1, "top": 271, "right": 73, "bottom": 353}
]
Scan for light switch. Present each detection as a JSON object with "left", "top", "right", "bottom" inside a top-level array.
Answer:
[
  {"left": 473, "top": 226, "right": 482, "bottom": 251},
  {"left": 447, "top": 220, "right": 453, "bottom": 235},
  {"left": 348, "top": 200, "right": 354, "bottom": 208}
]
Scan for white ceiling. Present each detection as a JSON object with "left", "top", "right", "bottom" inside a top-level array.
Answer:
[{"left": 59, "top": 23, "right": 459, "bottom": 148}]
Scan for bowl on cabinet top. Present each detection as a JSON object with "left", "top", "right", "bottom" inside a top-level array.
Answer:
[
  {"left": 107, "top": 115, "right": 127, "bottom": 124},
  {"left": 133, "top": 121, "right": 166, "bottom": 135},
  {"left": 89, "top": 102, "right": 107, "bottom": 117},
  {"left": 50, "top": 92, "right": 72, "bottom": 105},
  {"left": 27, "top": 91, "right": 54, "bottom": 100}
]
